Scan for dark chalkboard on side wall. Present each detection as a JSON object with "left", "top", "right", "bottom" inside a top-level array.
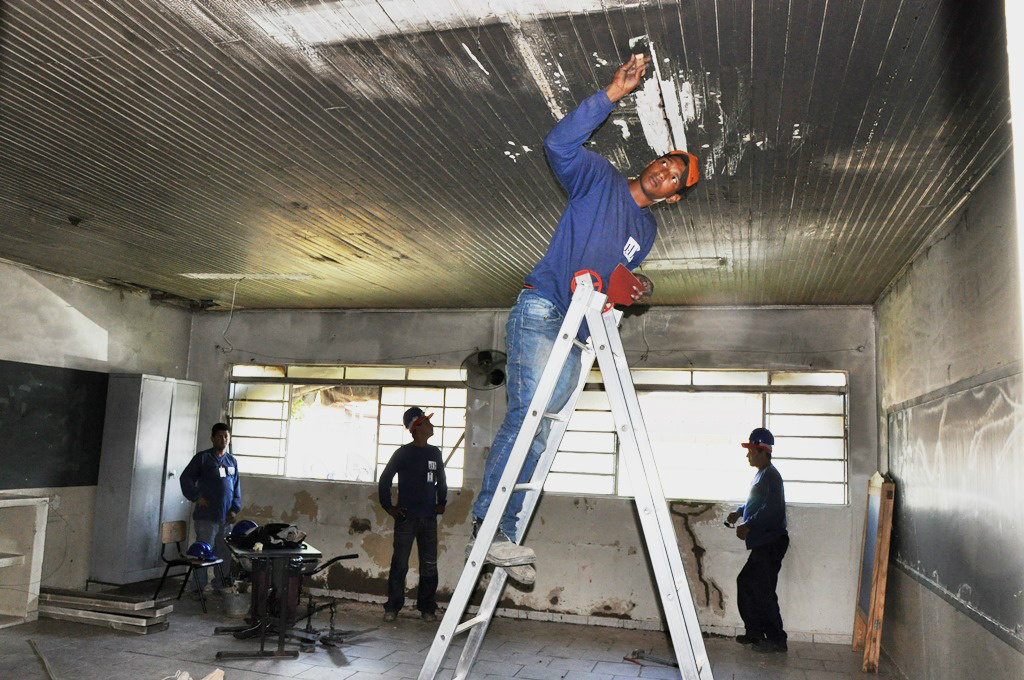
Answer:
[{"left": 0, "top": 359, "right": 108, "bottom": 489}]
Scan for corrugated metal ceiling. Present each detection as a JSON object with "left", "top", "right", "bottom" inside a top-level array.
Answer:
[{"left": 0, "top": 0, "right": 1011, "bottom": 309}]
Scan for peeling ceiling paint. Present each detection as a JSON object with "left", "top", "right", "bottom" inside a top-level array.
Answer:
[{"left": 0, "top": 0, "right": 1012, "bottom": 309}]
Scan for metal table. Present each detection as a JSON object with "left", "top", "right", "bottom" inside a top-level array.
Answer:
[{"left": 214, "top": 541, "right": 322, "bottom": 660}]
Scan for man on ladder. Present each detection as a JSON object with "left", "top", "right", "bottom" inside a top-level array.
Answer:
[{"left": 469, "top": 52, "right": 700, "bottom": 584}]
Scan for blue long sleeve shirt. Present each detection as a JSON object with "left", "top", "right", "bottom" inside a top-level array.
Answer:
[
  {"left": 378, "top": 443, "right": 447, "bottom": 518},
  {"left": 736, "top": 463, "right": 788, "bottom": 549},
  {"left": 527, "top": 89, "right": 658, "bottom": 337},
  {"left": 180, "top": 448, "right": 241, "bottom": 523}
]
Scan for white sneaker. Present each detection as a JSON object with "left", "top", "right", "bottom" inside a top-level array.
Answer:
[
  {"left": 503, "top": 563, "right": 536, "bottom": 585},
  {"left": 465, "top": 533, "right": 536, "bottom": 567}
]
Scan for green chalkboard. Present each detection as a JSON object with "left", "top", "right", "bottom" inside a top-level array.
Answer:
[{"left": 0, "top": 359, "right": 108, "bottom": 489}]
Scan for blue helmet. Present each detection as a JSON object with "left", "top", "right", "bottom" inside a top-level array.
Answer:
[
  {"left": 229, "top": 520, "right": 260, "bottom": 549},
  {"left": 186, "top": 541, "right": 215, "bottom": 560}
]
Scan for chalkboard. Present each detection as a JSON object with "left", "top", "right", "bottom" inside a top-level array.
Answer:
[
  {"left": 0, "top": 359, "right": 108, "bottom": 489},
  {"left": 888, "top": 373, "right": 1024, "bottom": 652}
]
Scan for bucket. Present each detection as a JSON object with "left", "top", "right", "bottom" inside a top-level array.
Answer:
[{"left": 223, "top": 592, "right": 250, "bottom": 617}]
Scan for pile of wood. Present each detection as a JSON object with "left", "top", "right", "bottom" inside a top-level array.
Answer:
[{"left": 38, "top": 587, "right": 171, "bottom": 634}]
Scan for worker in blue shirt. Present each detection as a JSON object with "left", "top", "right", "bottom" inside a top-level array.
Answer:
[
  {"left": 180, "top": 422, "right": 241, "bottom": 593},
  {"left": 727, "top": 427, "right": 790, "bottom": 653},
  {"left": 379, "top": 407, "right": 447, "bottom": 623},
  {"left": 470, "top": 53, "right": 700, "bottom": 584}
]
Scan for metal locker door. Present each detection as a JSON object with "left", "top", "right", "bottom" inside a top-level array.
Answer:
[
  {"left": 124, "top": 376, "right": 174, "bottom": 579},
  {"left": 163, "top": 380, "right": 201, "bottom": 527}
]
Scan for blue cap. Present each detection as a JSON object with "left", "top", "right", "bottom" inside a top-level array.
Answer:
[
  {"left": 741, "top": 427, "right": 774, "bottom": 451},
  {"left": 402, "top": 406, "right": 433, "bottom": 432}
]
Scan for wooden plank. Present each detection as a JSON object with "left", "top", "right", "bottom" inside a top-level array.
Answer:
[
  {"left": 38, "top": 607, "right": 169, "bottom": 635},
  {"left": 852, "top": 610, "right": 867, "bottom": 653},
  {"left": 39, "top": 604, "right": 167, "bottom": 627},
  {"left": 852, "top": 479, "right": 872, "bottom": 653},
  {"left": 863, "top": 481, "right": 895, "bottom": 673},
  {"left": 41, "top": 596, "right": 173, "bottom": 618},
  {"left": 40, "top": 587, "right": 155, "bottom": 610}
]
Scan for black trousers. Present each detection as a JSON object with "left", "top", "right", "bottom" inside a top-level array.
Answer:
[
  {"left": 737, "top": 532, "right": 789, "bottom": 641},
  {"left": 385, "top": 516, "right": 439, "bottom": 614}
]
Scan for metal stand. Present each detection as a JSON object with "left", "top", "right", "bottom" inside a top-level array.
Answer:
[
  {"left": 417, "top": 274, "right": 715, "bottom": 680},
  {"left": 213, "top": 544, "right": 362, "bottom": 659}
]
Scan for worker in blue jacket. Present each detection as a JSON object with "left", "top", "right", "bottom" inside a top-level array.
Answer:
[
  {"left": 728, "top": 427, "right": 789, "bottom": 653},
  {"left": 470, "top": 53, "right": 700, "bottom": 584},
  {"left": 379, "top": 407, "right": 447, "bottom": 623},
  {"left": 180, "top": 422, "right": 241, "bottom": 593}
]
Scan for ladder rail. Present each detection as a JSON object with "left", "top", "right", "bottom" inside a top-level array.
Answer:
[
  {"left": 452, "top": 346, "right": 598, "bottom": 679},
  {"left": 588, "top": 301, "right": 713, "bottom": 680},
  {"left": 417, "top": 284, "right": 597, "bottom": 680}
]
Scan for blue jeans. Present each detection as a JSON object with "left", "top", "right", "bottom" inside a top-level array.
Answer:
[
  {"left": 473, "top": 289, "right": 582, "bottom": 538},
  {"left": 385, "top": 516, "right": 439, "bottom": 614},
  {"left": 193, "top": 520, "right": 231, "bottom": 590}
]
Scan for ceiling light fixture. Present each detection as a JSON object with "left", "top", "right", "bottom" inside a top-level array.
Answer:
[
  {"left": 640, "top": 257, "right": 728, "bottom": 271},
  {"left": 181, "top": 273, "right": 314, "bottom": 280}
]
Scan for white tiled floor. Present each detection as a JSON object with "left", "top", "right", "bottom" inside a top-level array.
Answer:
[{"left": 0, "top": 596, "right": 905, "bottom": 679}]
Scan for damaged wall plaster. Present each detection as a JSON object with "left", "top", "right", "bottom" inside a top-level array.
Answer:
[{"left": 189, "top": 303, "right": 875, "bottom": 638}]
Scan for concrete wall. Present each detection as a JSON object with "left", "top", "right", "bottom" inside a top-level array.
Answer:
[
  {"left": 876, "top": 155, "right": 1024, "bottom": 677},
  {"left": 0, "top": 261, "right": 193, "bottom": 588},
  {"left": 189, "top": 303, "right": 875, "bottom": 639}
]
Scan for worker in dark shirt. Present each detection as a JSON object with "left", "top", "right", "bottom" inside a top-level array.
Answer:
[
  {"left": 378, "top": 407, "right": 447, "bottom": 622},
  {"left": 727, "top": 427, "right": 789, "bottom": 653},
  {"left": 180, "top": 422, "right": 241, "bottom": 592}
]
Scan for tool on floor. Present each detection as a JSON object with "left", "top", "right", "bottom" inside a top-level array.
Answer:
[
  {"left": 624, "top": 649, "right": 680, "bottom": 667},
  {"left": 417, "top": 273, "right": 715, "bottom": 680}
]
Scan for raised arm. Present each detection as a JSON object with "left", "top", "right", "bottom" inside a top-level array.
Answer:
[
  {"left": 544, "top": 54, "right": 650, "bottom": 196},
  {"left": 604, "top": 53, "right": 650, "bottom": 103}
]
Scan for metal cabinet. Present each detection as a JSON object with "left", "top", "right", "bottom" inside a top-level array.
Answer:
[{"left": 89, "top": 375, "right": 201, "bottom": 585}]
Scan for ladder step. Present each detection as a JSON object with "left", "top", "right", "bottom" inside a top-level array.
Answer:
[
  {"left": 453, "top": 615, "right": 487, "bottom": 636},
  {"left": 513, "top": 482, "right": 542, "bottom": 492},
  {"left": 543, "top": 412, "right": 568, "bottom": 422}
]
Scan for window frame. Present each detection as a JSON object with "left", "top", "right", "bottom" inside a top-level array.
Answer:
[
  {"left": 226, "top": 365, "right": 468, "bottom": 485},
  {"left": 563, "top": 369, "right": 849, "bottom": 505}
]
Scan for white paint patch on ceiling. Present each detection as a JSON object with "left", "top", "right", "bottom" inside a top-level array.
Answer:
[
  {"left": 612, "top": 119, "right": 631, "bottom": 140},
  {"left": 240, "top": 1, "right": 647, "bottom": 46},
  {"left": 462, "top": 42, "right": 491, "bottom": 76},
  {"left": 632, "top": 40, "right": 691, "bottom": 156},
  {"left": 507, "top": 15, "right": 566, "bottom": 120}
]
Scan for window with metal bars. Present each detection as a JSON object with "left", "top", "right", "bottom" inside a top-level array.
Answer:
[
  {"left": 226, "top": 365, "right": 847, "bottom": 504},
  {"left": 227, "top": 365, "right": 466, "bottom": 487},
  {"left": 549, "top": 369, "right": 848, "bottom": 504}
]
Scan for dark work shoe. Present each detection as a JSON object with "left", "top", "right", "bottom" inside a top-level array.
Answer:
[
  {"left": 735, "top": 634, "right": 761, "bottom": 645},
  {"left": 382, "top": 610, "right": 397, "bottom": 622},
  {"left": 420, "top": 611, "right": 438, "bottom": 622},
  {"left": 752, "top": 638, "right": 787, "bottom": 654}
]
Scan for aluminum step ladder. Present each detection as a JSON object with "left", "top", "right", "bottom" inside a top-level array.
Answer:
[{"left": 417, "top": 274, "right": 714, "bottom": 680}]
